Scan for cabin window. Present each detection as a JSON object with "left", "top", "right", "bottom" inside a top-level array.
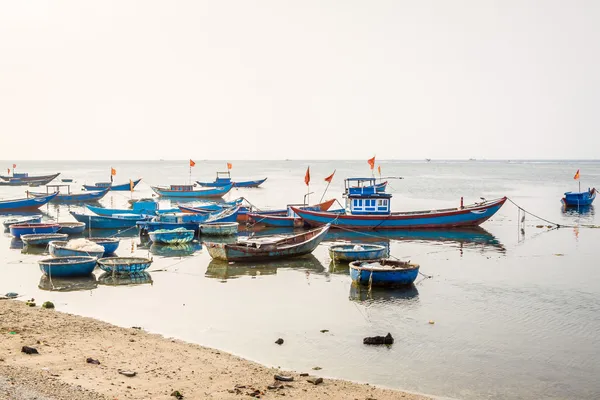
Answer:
[{"left": 358, "top": 199, "right": 363, "bottom": 206}]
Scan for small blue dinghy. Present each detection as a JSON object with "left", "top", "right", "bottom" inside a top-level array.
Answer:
[
  {"left": 38, "top": 256, "right": 98, "bottom": 277},
  {"left": 329, "top": 243, "right": 387, "bottom": 262},
  {"left": 349, "top": 259, "right": 420, "bottom": 287},
  {"left": 562, "top": 188, "right": 596, "bottom": 207},
  {"left": 97, "top": 257, "right": 153, "bottom": 274},
  {"left": 148, "top": 228, "right": 195, "bottom": 244}
]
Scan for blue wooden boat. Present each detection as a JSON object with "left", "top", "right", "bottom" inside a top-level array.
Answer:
[
  {"left": 86, "top": 199, "right": 160, "bottom": 217},
  {"left": 49, "top": 240, "right": 105, "bottom": 258},
  {"left": 10, "top": 223, "right": 60, "bottom": 238},
  {"left": 87, "top": 237, "right": 120, "bottom": 255},
  {"left": 204, "top": 224, "right": 330, "bottom": 262},
  {"left": 199, "top": 222, "right": 239, "bottom": 236},
  {"left": 97, "top": 257, "right": 153, "bottom": 274},
  {"left": 328, "top": 244, "right": 387, "bottom": 261},
  {"left": 196, "top": 171, "right": 267, "bottom": 188},
  {"left": 349, "top": 259, "right": 420, "bottom": 286},
  {"left": 3, "top": 215, "right": 42, "bottom": 228},
  {"left": 22, "top": 233, "right": 68, "bottom": 246},
  {"left": 83, "top": 178, "right": 142, "bottom": 191},
  {"left": 148, "top": 228, "right": 195, "bottom": 244},
  {"left": 137, "top": 220, "right": 199, "bottom": 234},
  {"left": 0, "top": 172, "right": 60, "bottom": 186},
  {"left": 70, "top": 211, "right": 150, "bottom": 229},
  {"left": 247, "top": 212, "right": 304, "bottom": 228},
  {"left": 58, "top": 222, "right": 86, "bottom": 234},
  {"left": 291, "top": 178, "right": 506, "bottom": 230},
  {"left": 151, "top": 183, "right": 233, "bottom": 198},
  {"left": 28, "top": 186, "right": 109, "bottom": 203},
  {"left": 562, "top": 188, "right": 596, "bottom": 207},
  {"left": 0, "top": 192, "right": 58, "bottom": 212},
  {"left": 38, "top": 256, "right": 98, "bottom": 277}
]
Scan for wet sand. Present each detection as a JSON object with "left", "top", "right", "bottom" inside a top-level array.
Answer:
[{"left": 0, "top": 300, "right": 431, "bottom": 400}]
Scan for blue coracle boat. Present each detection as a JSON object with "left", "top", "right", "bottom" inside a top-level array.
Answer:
[
  {"left": 196, "top": 171, "right": 267, "bottom": 188},
  {"left": 149, "top": 228, "right": 195, "bottom": 244},
  {"left": 292, "top": 178, "right": 506, "bottom": 230},
  {"left": 151, "top": 183, "right": 233, "bottom": 198},
  {"left": 58, "top": 222, "right": 86, "bottom": 234},
  {"left": 10, "top": 223, "right": 60, "bottom": 238},
  {"left": 0, "top": 192, "right": 58, "bottom": 212},
  {"left": 70, "top": 211, "right": 151, "bottom": 229},
  {"left": 38, "top": 256, "right": 98, "bottom": 277},
  {"left": 49, "top": 240, "right": 105, "bottom": 258},
  {"left": 329, "top": 244, "right": 387, "bottom": 261},
  {"left": 97, "top": 257, "right": 152, "bottom": 274},
  {"left": 83, "top": 178, "right": 142, "bottom": 191},
  {"left": 562, "top": 188, "right": 596, "bottom": 207},
  {"left": 87, "top": 237, "right": 120, "bottom": 255},
  {"left": 349, "top": 259, "right": 420, "bottom": 286}
]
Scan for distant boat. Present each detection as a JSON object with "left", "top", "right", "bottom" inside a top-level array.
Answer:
[
  {"left": 425, "top": 158, "right": 431, "bottom": 162},
  {"left": 562, "top": 188, "right": 596, "bottom": 207},
  {"left": 151, "top": 183, "right": 233, "bottom": 198},
  {"left": 197, "top": 172, "right": 267, "bottom": 188},
  {"left": 204, "top": 224, "right": 330, "bottom": 262},
  {"left": 0, "top": 172, "right": 60, "bottom": 186},
  {"left": 349, "top": 259, "right": 420, "bottom": 286},
  {"left": 83, "top": 178, "right": 142, "bottom": 191},
  {"left": 27, "top": 186, "right": 109, "bottom": 203}
]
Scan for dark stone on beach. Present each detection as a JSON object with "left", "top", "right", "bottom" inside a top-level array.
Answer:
[
  {"left": 307, "top": 377, "right": 323, "bottom": 385},
  {"left": 275, "top": 338, "right": 284, "bottom": 345},
  {"left": 363, "top": 333, "right": 394, "bottom": 345},
  {"left": 21, "top": 346, "right": 39, "bottom": 355},
  {"left": 320, "top": 329, "right": 329, "bottom": 333},
  {"left": 86, "top": 358, "right": 100, "bottom": 365},
  {"left": 170, "top": 390, "right": 184, "bottom": 399},
  {"left": 42, "top": 301, "right": 55, "bottom": 309},
  {"left": 299, "top": 373, "right": 309, "bottom": 377},
  {"left": 274, "top": 374, "right": 293, "bottom": 382},
  {"left": 131, "top": 326, "right": 142, "bottom": 330},
  {"left": 118, "top": 370, "right": 137, "bottom": 377}
]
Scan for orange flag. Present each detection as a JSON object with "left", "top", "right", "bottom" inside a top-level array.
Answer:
[
  {"left": 227, "top": 162, "right": 232, "bottom": 170},
  {"left": 377, "top": 165, "right": 381, "bottom": 175},
  {"left": 129, "top": 179, "right": 134, "bottom": 191},
  {"left": 111, "top": 167, "right": 116, "bottom": 176},
  {"left": 190, "top": 159, "right": 196, "bottom": 167},
  {"left": 324, "top": 170, "right": 335, "bottom": 183},
  {"left": 574, "top": 169, "right": 580, "bottom": 180},
  {"left": 7, "top": 168, "right": 9, "bottom": 174},
  {"left": 367, "top": 156, "right": 375, "bottom": 170},
  {"left": 304, "top": 167, "right": 310, "bottom": 186}
]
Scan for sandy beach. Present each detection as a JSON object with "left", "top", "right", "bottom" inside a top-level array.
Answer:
[{"left": 0, "top": 300, "right": 430, "bottom": 400}]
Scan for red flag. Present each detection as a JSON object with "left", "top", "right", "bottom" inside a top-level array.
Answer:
[
  {"left": 189, "top": 159, "right": 196, "bottom": 167},
  {"left": 304, "top": 167, "right": 310, "bottom": 186},
  {"left": 227, "top": 162, "right": 232, "bottom": 170},
  {"left": 12, "top": 164, "right": 16, "bottom": 169},
  {"left": 574, "top": 169, "right": 580, "bottom": 180},
  {"left": 324, "top": 170, "right": 335, "bottom": 183},
  {"left": 111, "top": 167, "right": 117, "bottom": 176},
  {"left": 367, "top": 156, "right": 375, "bottom": 170}
]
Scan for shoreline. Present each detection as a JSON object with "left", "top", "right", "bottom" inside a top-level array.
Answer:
[{"left": 1, "top": 300, "right": 432, "bottom": 400}]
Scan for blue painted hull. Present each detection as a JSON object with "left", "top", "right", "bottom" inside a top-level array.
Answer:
[
  {"left": 197, "top": 178, "right": 267, "bottom": 188},
  {"left": 349, "top": 260, "right": 419, "bottom": 286},
  {"left": 70, "top": 211, "right": 148, "bottom": 229},
  {"left": 562, "top": 189, "right": 596, "bottom": 207},
  {"left": 291, "top": 197, "right": 507, "bottom": 230},
  {"left": 38, "top": 256, "right": 98, "bottom": 277},
  {"left": 149, "top": 229, "right": 195, "bottom": 244},
  {"left": 151, "top": 184, "right": 233, "bottom": 198},
  {"left": 10, "top": 223, "right": 60, "bottom": 238},
  {"left": 83, "top": 179, "right": 142, "bottom": 191},
  {"left": 29, "top": 189, "right": 109, "bottom": 203},
  {"left": 328, "top": 244, "right": 387, "bottom": 261},
  {"left": 0, "top": 192, "right": 58, "bottom": 212},
  {"left": 87, "top": 237, "right": 120, "bottom": 255},
  {"left": 137, "top": 220, "right": 199, "bottom": 233},
  {"left": 58, "top": 222, "right": 86, "bottom": 234}
]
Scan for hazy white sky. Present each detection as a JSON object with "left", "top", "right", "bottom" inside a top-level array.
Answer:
[{"left": 1, "top": 1, "right": 598, "bottom": 160}]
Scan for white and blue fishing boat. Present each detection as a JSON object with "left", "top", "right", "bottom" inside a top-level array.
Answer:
[
  {"left": 349, "top": 259, "right": 420, "bottom": 286},
  {"left": 3, "top": 215, "right": 43, "bottom": 229},
  {"left": 148, "top": 228, "right": 195, "bottom": 244},
  {"left": 87, "top": 237, "right": 120, "bottom": 255},
  {"left": 70, "top": 211, "right": 151, "bottom": 229},
  {"left": 151, "top": 183, "right": 233, "bottom": 198},
  {"left": 10, "top": 222, "right": 61, "bottom": 238},
  {"left": 22, "top": 233, "right": 68, "bottom": 246},
  {"left": 49, "top": 240, "right": 105, "bottom": 258},
  {"left": 196, "top": 171, "right": 267, "bottom": 188},
  {"left": 329, "top": 244, "right": 387, "bottom": 261},
  {"left": 292, "top": 178, "right": 506, "bottom": 230},
  {"left": 38, "top": 256, "right": 98, "bottom": 277},
  {"left": 562, "top": 188, "right": 596, "bottom": 208},
  {"left": 0, "top": 193, "right": 58, "bottom": 212},
  {"left": 83, "top": 178, "right": 142, "bottom": 191},
  {"left": 0, "top": 172, "right": 60, "bottom": 186},
  {"left": 58, "top": 222, "right": 86, "bottom": 234},
  {"left": 199, "top": 222, "right": 239, "bottom": 236},
  {"left": 27, "top": 185, "right": 109, "bottom": 203},
  {"left": 97, "top": 257, "right": 153, "bottom": 274}
]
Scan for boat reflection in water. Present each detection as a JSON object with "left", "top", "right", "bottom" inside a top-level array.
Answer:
[
  {"left": 149, "top": 242, "right": 202, "bottom": 258},
  {"left": 21, "top": 244, "right": 50, "bottom": 255},
  {"left": 206, "top": 254, "right": 325, "bottom": 280},
  {"left": 324, "top": 226, "right": 505, "bottom": 255},
  {"left": 349, "top": 283, "right": 419, "bottom": 304},
  {"left": 562, "top": 204, "right": 595, "bottom": 217},
  {"left": 98, "top": 272, "right": 153, "bottom": 286},
  {"left": 38, "top": 274, "right": 98, "bottom": 292}
]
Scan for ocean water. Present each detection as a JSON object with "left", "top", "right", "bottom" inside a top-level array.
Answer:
[{"left": 1, "top": 160, "right": 599, "bottom": 400}]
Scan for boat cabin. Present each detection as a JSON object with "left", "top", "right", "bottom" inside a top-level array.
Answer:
[
  {"left": 94, "top": 182, "right": 112, "bottom": 188},
  {"left": 169, "top": 184, "right": 196, "bottom": 192},
  {"left": 43, "top": 184, "right": 72, "bottom": 194},
  {"left": 214, "top": 171, "right": 232, "bottom": 185},
  {"left": 344, "top": 178, "right": 392, "bottom": 216},
  {"left": 13, "top": 172, "right": 29, "bottom": 178}
]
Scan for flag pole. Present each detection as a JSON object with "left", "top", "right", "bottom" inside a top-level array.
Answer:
[{"left": 319, "top": 169, "right": 335, "bottom": 203}]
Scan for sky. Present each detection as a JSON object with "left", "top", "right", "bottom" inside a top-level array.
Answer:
[{"left": 0, "top": 1, "right": 599, "bottom": 160}]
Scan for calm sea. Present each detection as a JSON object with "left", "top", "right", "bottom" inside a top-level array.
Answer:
[{"left": 1, "top": 160, "right": 599, "bottom": 400}]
